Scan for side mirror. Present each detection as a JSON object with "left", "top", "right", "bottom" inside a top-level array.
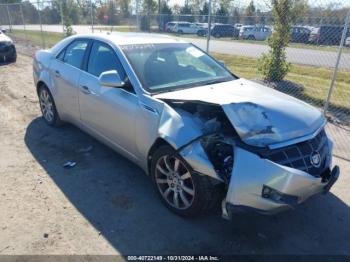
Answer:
[
  {"left": 99, "top": 70, "right": 125, "bottom": 88},
  {"left": 218, "top": 60, "right": 226, "bottom": 67}
]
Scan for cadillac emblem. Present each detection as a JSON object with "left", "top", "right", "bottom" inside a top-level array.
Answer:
[{"left": 310, "top": 151, "right": 321, "bottom": 168}]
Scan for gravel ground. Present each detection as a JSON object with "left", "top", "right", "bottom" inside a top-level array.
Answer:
[{"left": 0, "top": 50, "right": 350, "bottom": 256}]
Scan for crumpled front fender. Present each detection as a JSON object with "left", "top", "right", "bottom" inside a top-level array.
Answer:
[{"left": 179, "top": 140, "right": 223, "bottom": 182}]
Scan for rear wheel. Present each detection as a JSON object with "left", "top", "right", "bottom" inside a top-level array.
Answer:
[
  {"left": 38, "top": 85, "right": 63, "bottom": 127},
  {"left": 177, "top": 30, "right": 183, "bottom": 34},
  {"left": 151, "top": 145, "right": 221, "bottom": 217}
]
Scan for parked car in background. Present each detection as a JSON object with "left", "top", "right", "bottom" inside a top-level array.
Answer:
[
  {"left": 165, "top": 22, "right": 177, "bottom": 32},
  {"left": 172, "top": 22, "right": 201, "bottom": 34},
  {"left": 290, "top": 26, "right": 311, "bottom": 43},
  {"left": 197, "top": 24, "right": 238, "bottom": 38},
  {"left": 0, "top": 30, "right": 16, "bottom": 63},
  {"left": 346, "top": 37, "right": 350, "bottom": 47},
  {"left": 0, "top": 27, "right": 7, "bottom": 33},
  {"left": 33, "top": 33, "right": 339, "bottom": 219},
  {"left": 195, "top": 23, "right": 208, "bottom": 29},
  {"left": 234, "top": 23, "right": 243, "bottom": 29},
  {"left": 240, "top": 25, "right": 272, "bottom": 41},
  {"left": 309, "top": 26, "right": 350, "bottom": 45},
  {"left": 211, "top": 24, "right": 239, "bottom": 38}
]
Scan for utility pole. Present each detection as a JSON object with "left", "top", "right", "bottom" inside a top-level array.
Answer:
[
  {"left": 37, "top": 0, "right": 45, "bottom": 48},
  {"left": 206, "top": 0, "right": 212, "bottom": 53},
  {"left": 136, "top": 0, "right": 140, "bottom": 32},
  {"left": 90, "top": 0, "right": 94, "bottom": 33},
  {"left": 6, "top": 5, "right": 12, "bottom": 32},
  {"left": 20, "top": 3, "right": 27, "bottom": 41},
  {"left": 59, "top": 0, "right": 64, "bottom": 34},
  {"left": 324, "top": 10, "right": 350, "bottom": 115}
]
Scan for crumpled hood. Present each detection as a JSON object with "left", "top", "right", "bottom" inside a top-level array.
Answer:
[
  {"left": 0, "top": 33, "right": 12, "bottom": 43},
  {"left": 155, "top": 78, "right": 325, "bottom": 147}
]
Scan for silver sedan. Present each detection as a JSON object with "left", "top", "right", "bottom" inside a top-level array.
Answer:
[{"left": 33, "top": 33, "right": 339, "bottom": 219}]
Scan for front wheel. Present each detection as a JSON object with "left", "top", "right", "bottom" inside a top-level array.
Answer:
[{"left": 151, "top": 145, "right": 221, "bottom": 217}]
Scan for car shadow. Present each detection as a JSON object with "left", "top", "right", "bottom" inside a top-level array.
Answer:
[
  {"left": 25, "top": 117, "right": 350, "bottom": 255},
  {"left": 0, "top": 61, "right": 15, "bottom": 66}
]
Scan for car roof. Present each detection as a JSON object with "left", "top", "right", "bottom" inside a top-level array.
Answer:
[{"left": 68, "top": 32, "right": 187, "bottom": 46}]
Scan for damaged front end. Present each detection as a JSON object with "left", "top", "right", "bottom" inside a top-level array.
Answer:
[{"left": 158, "top": 97, "right": 339, "bottom": 219}]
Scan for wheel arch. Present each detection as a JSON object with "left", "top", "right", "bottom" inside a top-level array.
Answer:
[
  {"left": 36, "top": 80, "right": 48, "bottom": 95},
  {"left": 147, "top": 137, "right": 173, "bottom": 176}
]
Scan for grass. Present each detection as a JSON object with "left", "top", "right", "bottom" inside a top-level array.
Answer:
[
  {"left": 212, "top": 52, "right": 350, "bottom": 113},
  {"left": 7, "top": 29, "right": 64, "bottom": 48},
  {"left": 8, "top": 29, "right": 350, "bottom": 114}
]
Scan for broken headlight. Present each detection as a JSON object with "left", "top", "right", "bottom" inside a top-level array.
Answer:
[{"left": 262, "top": 185, "right": 298, "bottom": 206}]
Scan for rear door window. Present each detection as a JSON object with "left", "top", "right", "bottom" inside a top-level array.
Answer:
[{"left": 62, "top": 40, "right": 89, "bottom": 69}]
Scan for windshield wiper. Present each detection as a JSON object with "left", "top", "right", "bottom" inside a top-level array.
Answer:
[{"left": 201, "top": 78, "right": 231, "bottom": 86}]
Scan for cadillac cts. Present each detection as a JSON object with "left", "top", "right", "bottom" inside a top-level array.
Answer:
[{"left": 33, "top": 33, "right": 339, "bottom": 219}]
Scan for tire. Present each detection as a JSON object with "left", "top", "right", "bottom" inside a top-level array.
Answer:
[
  {"left": 177, "top": 30, "right": 183, "bottom": 34},
  {"left": 247, "top": 35, "right": 256, "bottom": 40},
  {"left": 10, "top": 51, "right": 17, "bottom": 63},
  {"left": 38, "top": 85, "right": 63, "bottom": 127},
  {"left": 151, "top": 145, "right": 221, "bottom": 217},
  {"left": 214, "top": 32, "right": 221, "bottom": 38}
]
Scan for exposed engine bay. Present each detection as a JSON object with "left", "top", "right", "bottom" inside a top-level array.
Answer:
[{"left": 162, "top": 99, "right": 238, "bottom": 183}]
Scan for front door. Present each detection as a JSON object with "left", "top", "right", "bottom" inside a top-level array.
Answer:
[{"left": 78, "top": 40, "right": 139, "bottom": 160}]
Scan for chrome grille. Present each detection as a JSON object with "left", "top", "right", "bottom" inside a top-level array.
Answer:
[{"left": 265, "top": 129, "right": 329, "bottom": 177}]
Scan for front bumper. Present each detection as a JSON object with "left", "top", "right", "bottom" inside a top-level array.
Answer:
[
  {"left": 222, "top": 146, "right": 339, "bottom": 219},
  {"left": 0, "top": 44, "right": 16, "bottom": 62}
]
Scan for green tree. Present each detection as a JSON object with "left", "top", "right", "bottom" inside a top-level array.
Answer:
[
  {"left": 107, "top": 0, "right": 119, "bottom": 25},
  {"left": 200, "top": 2, "right": 209, "bottom": 15},
  {"left": 245, "top": 0, "right": 256, "bottom": 25},
  {"left": 119, "top": 0, "right": 131, "bottom": 17},
  {"left": 158, "top": 0, "right": 172, "bottom": 31},
  {"left": 215, "top": 1, "right": 230, "bottom": 24},
  {"left": 141, "top": 0, "right": 157, "bottom": 31},
  {"left": 179, "top": 4, "right": 193, "bottom": 22},
  {"left": 232, "top": 8, "right": 241, "bottom": 24},
  {"left": 258, "top": 0, "right": 307, "bottom": 82}
]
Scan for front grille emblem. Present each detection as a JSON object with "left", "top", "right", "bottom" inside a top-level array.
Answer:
[{"left": 310, "top": 151, "right": 321, "bottom": 168}]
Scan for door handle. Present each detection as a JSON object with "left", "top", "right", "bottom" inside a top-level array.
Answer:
[
  {"left": 80, "top": 85, "right": 91, "bottom": 95},
  {"left": 54, "top": 70, "right": 61, "bottom": 77}
]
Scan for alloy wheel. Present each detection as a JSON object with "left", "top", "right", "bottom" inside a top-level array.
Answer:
[
  {"left": 39, "top": 89, "right": 54, "bottom": 123},
  {"left": 155, "top": 154, "right": 195, "bottom": 210}
]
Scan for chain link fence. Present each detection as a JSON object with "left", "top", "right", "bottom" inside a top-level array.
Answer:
[{"left": 0, "top": 0, "right": 349, "bottom": 160}]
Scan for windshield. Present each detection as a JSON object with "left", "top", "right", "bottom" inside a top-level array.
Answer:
[{"left": 121, "top": 43, "right": 236, "bottom": 93}]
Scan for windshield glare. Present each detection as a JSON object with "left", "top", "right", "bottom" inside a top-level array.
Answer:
[{"left": 121, "top": 43, "right": 236, "bottom": 93}]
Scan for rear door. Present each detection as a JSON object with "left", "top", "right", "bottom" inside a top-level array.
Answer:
[
  {"left": 50, "top": 39, "right": 90, "bottom": 122},
  {"left": 78, "top": 40, "right": 139, "bottom": 159}
]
